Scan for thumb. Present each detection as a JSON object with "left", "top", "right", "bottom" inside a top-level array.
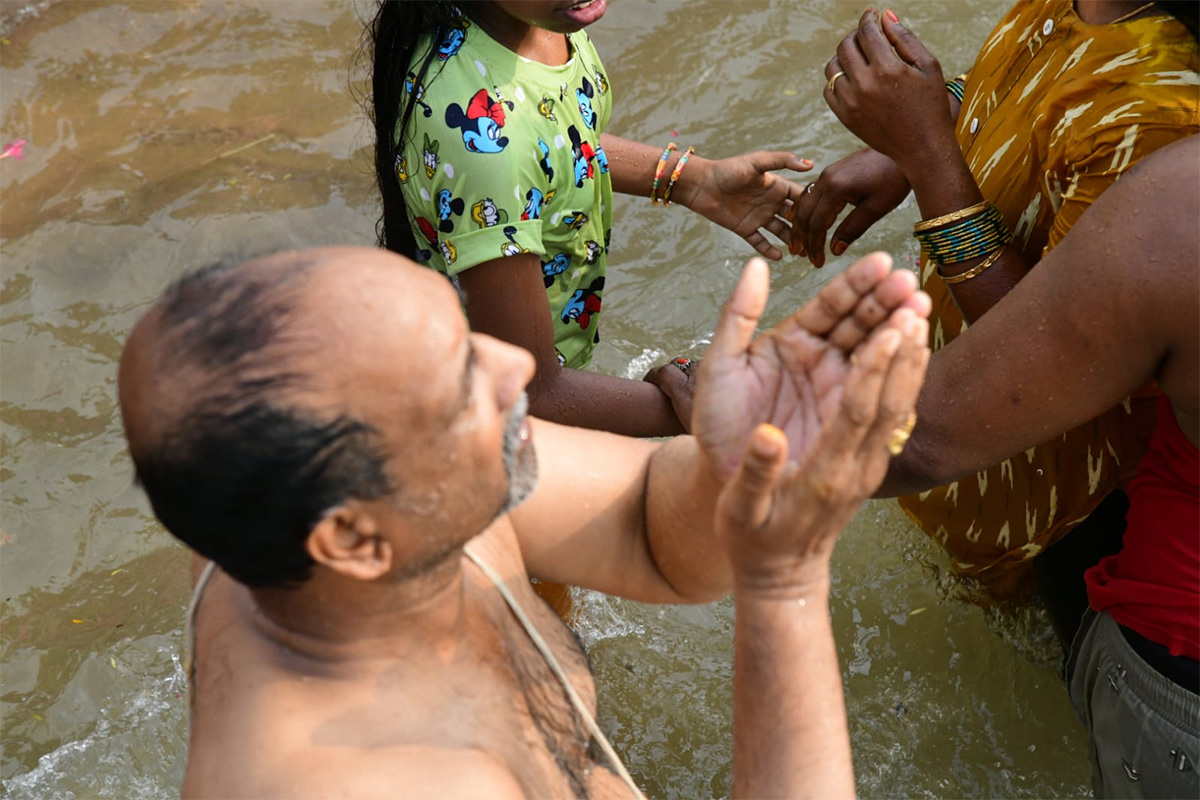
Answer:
[
  {"left": 708, "top": 258, "right": 770, "bottom": 361},
  {"left": 720, "top": 424, "right": 789, "bottom": 530}
]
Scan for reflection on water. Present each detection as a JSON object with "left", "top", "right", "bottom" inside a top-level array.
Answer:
[{"left": 0, "top": 1, "right": 1090, "bottom": 797}]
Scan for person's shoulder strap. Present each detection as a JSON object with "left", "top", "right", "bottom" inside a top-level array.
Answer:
[
  {"left": 183, "top": 560, "right": 218, "bottom": 693},
  {"left": 462, "top": 544, "right": 647, "bottom": 800}
]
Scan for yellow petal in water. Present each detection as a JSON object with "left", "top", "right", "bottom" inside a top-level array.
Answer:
[
  {"left": 110, "top": 657, "right": 117, "bottom": 669},
  {"left": 909, "top": 607, "right": 927, "bottom": 616},
  {"left": 72, "top": 618, "right": 83, "bottom": 624},
  {"left": 32, "top": 713, "right": 43, "bottom": 721}
]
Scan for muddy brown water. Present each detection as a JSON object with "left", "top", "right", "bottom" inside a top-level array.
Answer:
[{"left": 1, "top": 1, "right": 1091, "bottom": 797}]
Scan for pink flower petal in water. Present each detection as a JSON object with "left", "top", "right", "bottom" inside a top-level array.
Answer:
[{"left": 1, "top": 138, "right": 26, "bottom": 159}]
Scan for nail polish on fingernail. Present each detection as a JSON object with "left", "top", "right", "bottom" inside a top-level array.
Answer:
[
  {"left": 886, "top": 9, "right": 898, "bottom": 22},
  {"left": 832, "top": 240, "right": 847, "bottom": 255}
]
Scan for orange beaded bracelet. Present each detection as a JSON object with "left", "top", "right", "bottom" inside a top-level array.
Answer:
[
  {"left": 650, "top": 142, "right": 677, "bottom": 205},
  {"left": 661, "top": 145, "right": 695, "bottom": 206}
]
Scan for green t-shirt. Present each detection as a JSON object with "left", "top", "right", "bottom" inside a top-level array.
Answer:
[{"left": 394, "top": 15, "right": 613, "bottom": 369}]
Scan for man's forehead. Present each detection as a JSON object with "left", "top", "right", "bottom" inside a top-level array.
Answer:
[{"left": 301, "top": 249, "right": 467, "bottom": 402}]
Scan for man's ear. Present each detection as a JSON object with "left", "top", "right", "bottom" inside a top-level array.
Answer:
[{"left": 304, "top": 505, "right": 392, "bottom": 581}]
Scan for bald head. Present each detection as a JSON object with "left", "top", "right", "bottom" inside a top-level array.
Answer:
[{"left": 119, "top": 246, "right": 462, "bottom": 588}]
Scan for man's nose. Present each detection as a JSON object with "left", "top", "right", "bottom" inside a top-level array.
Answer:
[{"left": 474, "top": 333, "right": 535, "bottom": 407}]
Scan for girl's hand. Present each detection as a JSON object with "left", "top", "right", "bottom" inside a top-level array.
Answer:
[
  {"left": 682, "top": 152, "right": 813, "bottom": 261},
  {"left": 643, "top": 357, "right": 700, "bottom": 433},
  {"left": 823, "top": 10, "right": 955, "bottom": 176}
]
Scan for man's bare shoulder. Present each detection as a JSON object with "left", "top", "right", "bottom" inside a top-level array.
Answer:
[{"left": 185, "top": 743, "right": 526, "bottom": 799}]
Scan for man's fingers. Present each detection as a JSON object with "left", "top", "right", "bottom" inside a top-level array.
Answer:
[
  {"left": 816, "top": 325, "right": 901, "bottom": 459},
  {"left": 709, "top": 257, "right": 770, "bottom": 360},
  {"left": 788, "top": 251, "right": 891, "bottom": 337},
  {"left": 826, "top": 269, "right": 924, "bottom": 351},
  {"left": 861, "top": 310, "right": 930, "bottom": 458},
  {"left": 719, "top": 424, "right": 789, "bottom": 530}
]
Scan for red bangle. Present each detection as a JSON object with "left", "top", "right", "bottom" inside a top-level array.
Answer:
[
  {"left": 661, "top": 145, "right": 694, "bottom": 206},
  {"left": 650, "top": 142, "right": 677, "bottom": 205}
]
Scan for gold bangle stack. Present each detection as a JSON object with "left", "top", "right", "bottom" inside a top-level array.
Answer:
[
  {"left": 937, "top": 246, "right": 1004, "bottom": 285},
  {"left": 913, "top": 200, "right": 989, "bottom": 232}
]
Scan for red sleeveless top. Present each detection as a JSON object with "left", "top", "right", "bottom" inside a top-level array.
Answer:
[{"left": 1085, "top": 396, "right": 1199, "bottom": 661}]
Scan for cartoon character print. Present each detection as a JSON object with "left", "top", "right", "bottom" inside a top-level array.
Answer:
[
  {"left": 555, "top": 347, "right": 566, "bottom": 367},
  {"left": 437, "top": 189, "right": 465, "bottom": 233},
  {"left": 594, "top": 143, "right": 609, "bottom": 174},
  {"left": 422, "top": 133, "right": 440, "bottom": 178},
  {"left": 562, "top": 211, "right": 588, "bottom": 231},
  {"left": 591, "top": 65, "right": 609, "bottom": 95},
  {"left": 567, "top": 126, "right": 596, "bottom": 188},
  {"left": 412, "top": 215, "right": 456, "bottom": 266},
  {"left": 437, "top": 7, "right": 469, "bottom": 60},
  {"left": 561, "top": 276, "right": 604, "bottom": 329},
  {"left": 522, "top": 187, "right": 555, "bottom": 221},
  {"left": 538, "top": 96, "right": 557, "bottom": 123},
  {"left": 413, "top": 216, "right": 438, "bottom": 263},
  {"left": 537, "top": 139, "right": 555, "bottom": 183},
  {"left": 583, "top": 240, "right": 601, "bottom": 265},
  {"left": 500, "top": 225, "right": 529, "bottom": 257},
  {"left": 575, "top": 77, "right": 596, "bottom": 130},
  {"left": 445, "top": 88, "right": 513, "bottom": 154},
  {"left": 541, "top": 253, "right": 570, "bottom": 288},
  {"left": 395, "top": 154, "right": 409, "bottom": 184},
  {"left": 471, "top": 197, "right": 508, "bottom": 228},
  {"left": 404, "top": 72, "right": 433, "bottom": 118},
  {"left": 604, "top": 228, "right": 611, "bottom": 254}
]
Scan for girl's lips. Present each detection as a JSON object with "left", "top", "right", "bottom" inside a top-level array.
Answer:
[{"left": 558, "top": 0, "right": 607, "bottom": 27}]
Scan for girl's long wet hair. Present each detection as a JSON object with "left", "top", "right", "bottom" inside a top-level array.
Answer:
[{"left": 368, "top": 1, "right": 460, "bottom": 258}]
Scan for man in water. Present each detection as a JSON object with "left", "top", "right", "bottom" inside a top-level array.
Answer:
[{"left": 118, "top": 245, "right": 929, "bottom": 797}]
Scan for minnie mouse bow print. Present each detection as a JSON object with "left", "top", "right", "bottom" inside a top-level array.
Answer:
[{"left": 445, "top": 89, "right": 514, "bottom": 154}]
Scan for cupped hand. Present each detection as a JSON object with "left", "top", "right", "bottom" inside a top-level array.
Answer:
[
  {"left": 683, "top": 151, "right": 814, "bottom": 261},
  {"left": 643, "top": 357, "right": 700, "bottom": 434},
  {"left": 791, "top": 147, "right": 911, "bottom": 268},
  {"left": 823, "top": 10, "right": 955, "bottom": 173},
  {"left": 715, "top": 293, "right": 928, "bottom": 593},
  {"left": 692, "top": 252, "right": 930, "bottom": 482}
]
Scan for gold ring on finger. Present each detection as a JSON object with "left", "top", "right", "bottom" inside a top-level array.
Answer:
[
  {"left": 827, "top": 71, "right": 846, "bottom": 94},
  {"left": 886, "top": 411, "right": 918, "bottom": 456}
]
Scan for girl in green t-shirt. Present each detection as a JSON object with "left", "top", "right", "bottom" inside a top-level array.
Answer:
[{"left": 368, "top": 0, "right": 812, "bottom": 437}]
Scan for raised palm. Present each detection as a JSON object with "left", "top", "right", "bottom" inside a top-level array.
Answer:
[{"left": 693, "top": 254, "right": 929, "bottom": 480}]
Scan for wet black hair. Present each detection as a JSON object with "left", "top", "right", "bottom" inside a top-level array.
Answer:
[
  {"left": 367, "top": 0, "right": 462, "bottom": 258},
  {"left": 129, "top": 257, "right": 392, "bottom": 589}
]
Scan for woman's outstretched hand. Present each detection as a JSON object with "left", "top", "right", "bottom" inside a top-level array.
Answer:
[
  {"left": 682, "top": 152, "right": 814, "bottom": 261},
  {"left": 790, "top": 147, "right": 911, "bottom": 268},
  {"left": 823, "top": 10, "right": 956, "bottom": 174},
  {"left": 691, "top": 252, "right": 931, "bottom": 483}
]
